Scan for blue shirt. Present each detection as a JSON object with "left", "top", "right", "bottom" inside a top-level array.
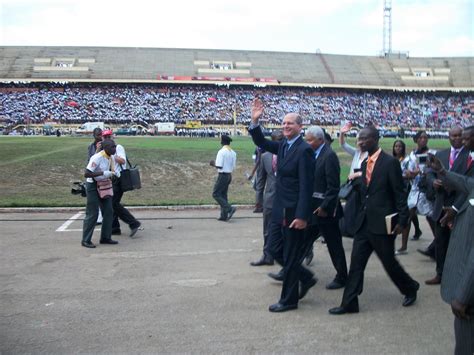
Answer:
[{"left": 314, "top": 143, "right": 325, "bottom": 160}]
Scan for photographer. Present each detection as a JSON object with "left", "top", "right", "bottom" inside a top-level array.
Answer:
[
  {"left": 406, "top": 131, "right": 437, "bottom": 250},
  {"left": 82, "top": 140, "right": 120, "bottom": 248}
]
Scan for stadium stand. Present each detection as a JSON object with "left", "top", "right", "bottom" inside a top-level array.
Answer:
[{"left": 0, "top": 46, "right": 472, "bottom": 132}]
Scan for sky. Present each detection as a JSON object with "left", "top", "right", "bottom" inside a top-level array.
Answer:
[{"left": 1, "top": 0, "right": 473, "bottom": 57}]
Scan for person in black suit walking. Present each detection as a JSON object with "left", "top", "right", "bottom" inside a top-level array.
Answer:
[
  {"left": 304, "top": 126, "right": 348, "bottom": 289},
  {"left": 329, "top": 126, "right": 420, "bottom": 315},
  {"left": 427, "top": 143, "right": 474, "bottom": 355},
  {"left": 249, "top": 98, "right": 315, "bottom": 313},
  {"left": 425, "top": 126, "right": 470, "bottom": 285}
]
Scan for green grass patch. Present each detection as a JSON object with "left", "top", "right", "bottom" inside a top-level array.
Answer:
[{"left": 0, "top": 135, "right": 450, "bottom": 207}]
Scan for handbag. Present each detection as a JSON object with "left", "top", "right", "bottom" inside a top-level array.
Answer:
[
  {"left": 97, "top": 179, "right": 113, "bottom": 199},
  {"left": 120, "top": 157, "right": 141, "bottom": 192},
  {"left": 338, "top": 180, "right": 353, "bottom": 200}
]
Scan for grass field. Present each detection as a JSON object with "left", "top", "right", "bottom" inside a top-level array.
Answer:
[{"left": 0, "top": 135, "right": 451, "bottom": 207}]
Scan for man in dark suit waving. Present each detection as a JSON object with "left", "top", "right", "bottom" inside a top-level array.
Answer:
[
  {"left": 304, "top": 126, "right": 347, "bottom": 289},
  {"left": 249, "top": 98, "right": 315, "bottom": 313},
  {"left": 329, "top": 126, "right": 420, "bottom": 315}
]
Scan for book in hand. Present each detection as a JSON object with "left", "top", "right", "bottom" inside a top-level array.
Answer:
[{"left": 385, "top": 213, "right": 399, "bottom": 235}]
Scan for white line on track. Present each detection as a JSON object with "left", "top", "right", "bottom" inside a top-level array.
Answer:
[{"left": 56, "top": 212, "right": 84, "bottom": 232}]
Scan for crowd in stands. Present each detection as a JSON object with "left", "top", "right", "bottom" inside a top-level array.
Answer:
[{"left": 0, "top": 83, "right": 472, "bottom": 129}]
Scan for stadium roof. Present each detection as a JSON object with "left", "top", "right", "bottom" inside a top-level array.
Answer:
[{"left": 0, "top": 46, "right": 473, "bottom": 91}]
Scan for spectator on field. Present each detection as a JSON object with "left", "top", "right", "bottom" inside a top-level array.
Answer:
[
  {"left": 82, "top": 140, "right": 120, "bottom": 248},
  {"left": 338, "top": 123, "right": 367, "bottom": 238},
  {"left": 87, "top": 127, "right": 104, "bottom": 225},
  {"left": 210, "top": 135, "right": 237, "bottom": 221},
  {"left": 102, "top": 130, "right": 142, "bottom": 238},
  {"left": 392, "top": 139, "right": 411, "bottom": 255}
]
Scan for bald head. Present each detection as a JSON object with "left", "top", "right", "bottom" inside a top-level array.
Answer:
[{"left": 449, "top": 126, "right": 463, "bottom": 149}]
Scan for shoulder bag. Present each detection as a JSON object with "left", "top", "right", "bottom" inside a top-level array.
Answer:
[
  {"left": 120, "top": 157, "right": 142, "bottom": 192},
  {"left": 97, "top": 179, "right": 113, "bottom": 199}
]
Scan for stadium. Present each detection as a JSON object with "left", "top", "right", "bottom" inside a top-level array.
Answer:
[
  {"left": 1, "top": 46, "right": 473, "bottom": 136},
  {"left": 1, "top": 45, "right": 473, "bottom": 354}
]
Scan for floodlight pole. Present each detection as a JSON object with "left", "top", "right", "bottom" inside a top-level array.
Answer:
[{"left": 383, "top": 0, "right": 392, "bottom": 55}]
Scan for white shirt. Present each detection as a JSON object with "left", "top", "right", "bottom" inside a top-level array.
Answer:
[
  {"left": 86, "top": 151, "right": 115, "bottom": 183},
  {"left": 112, "top": 144, "right": 127, "bottom": 173},
  {"left": 215, "top": 145, "right": 236, "bottom": 173}
]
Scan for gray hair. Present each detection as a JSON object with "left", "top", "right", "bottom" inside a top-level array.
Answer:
[{"left": 306, "top": 126, "right": 325, "bottom": 140}]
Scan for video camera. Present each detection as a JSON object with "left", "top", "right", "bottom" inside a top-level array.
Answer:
[{"left": 71, "top": 181, "right": 86, "bottom": 197}]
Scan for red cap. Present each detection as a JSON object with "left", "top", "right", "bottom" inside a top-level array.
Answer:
[{"left": 102, "top": 129, "right": 113, "bottom": 136}]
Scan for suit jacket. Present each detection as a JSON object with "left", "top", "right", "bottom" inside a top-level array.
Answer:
[
  {"left": 249, "top": 126, "right": 314, "bottom": 223},
  {"left": 427, "top": 147, "right": 470, "bottom": 221},
  {"left": 311, "top": 144, "right": 343, "bottom": 224},
  {"left": 353, "top": 150, "right": 409, "bottom": 235},
  {"left": 440, "top": 172, "right": 474, "bottom": 307},
  {"left": 255, "top": 151, "right": 277, "bottom": 210}
]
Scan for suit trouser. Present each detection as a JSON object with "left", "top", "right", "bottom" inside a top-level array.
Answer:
[
  {"left": 262, "top": 207, "right": 274, "bottom": 260},
  {"left": 212, "top": 173, "right": 232, "bottom": 219},
  {"left": 341, "top": 220, "right": 418, "bottom": 308},
  {"left": 454, "top": 316, "right": 474, "bottom": 355},
  {"left": 82, "top": 182, "right": 113, "bottom": 243},
  {"left": 112, "top": 179, "right": 140, "bottom": 232},
  {"left": 434, "top": 221, "right": 451, "bottom": 277},
  {"left": 305, "top": 221, "right": 348, "bottom": 282},
  {"left": 267, "top": 210, "right": 314, "bottom": 306}
]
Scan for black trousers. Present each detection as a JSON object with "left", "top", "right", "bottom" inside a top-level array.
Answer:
[
  {"left": 212, "top": 173, "right": 232, "bottom": 219},
  {"left": 434, "top": 222, "right": 451, "bottom": 277},
  {"left": 267, "top": 209, "right": 314, "bottom": 306},
  {"left": 112, "top": 179, "right": 140, "bottom": 232},
  {"left": 305, "top": 221, "right": 348, "bottom": 282},
  {"left": 341, "top": 220, "right": 418, "bottom": 308}
]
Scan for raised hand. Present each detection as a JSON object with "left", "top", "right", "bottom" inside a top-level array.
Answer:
[{"left": 251, "top": 98, "right": 264, "bottom": 123}]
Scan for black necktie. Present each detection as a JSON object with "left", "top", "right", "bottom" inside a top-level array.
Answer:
[{"left": 282, "top": 142, "right": 289, "bottom": 158}]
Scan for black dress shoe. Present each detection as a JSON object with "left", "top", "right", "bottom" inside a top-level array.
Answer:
[
  {"left": 250, "top": 257, "right": 274, "bottom": 266},
  {"left": 326, "top": 279, "right": 346, "bottom": 290},
  {"left": 269, "top": 303, "right": 297, "bottom": 313},
  {"left": 403, "top": 281, "right": 420, "bottom": 307},
  {"left": 268, "top": 270, "right": 284, "bottom": 282},
  {"left": 226, "top": 207, "right": 237, "bottom": 221},
  {"left": 217, "top": 217, "right": 227, "bottom": 221},
  {"left": 100, "top": 239, "right": 119, "bottom": 245},
  {"left": 81, "top": 241, "right": 96, "bottom": 248},
  {"left": 417, "top": 248, "right": 435, "bottom": 260},
  {"left": 130, "top": 222, "right": 142, "bottom": 238},
  {"left": 328, "top": 304, "right": 359, "bottom": 315},
  {"left": 299, "top": 278, "right": 317, "bottom": 300}
]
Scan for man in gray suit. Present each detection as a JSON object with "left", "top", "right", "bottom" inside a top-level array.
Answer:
[
  {"left": 250, "top": 130, "right": 283, "bottom": 266},
  {"left": 428, "top": 126, "right": 474, "bottom": 355}
]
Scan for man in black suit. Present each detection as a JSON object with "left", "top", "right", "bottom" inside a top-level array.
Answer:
[
  {"left": 249, "top": 98, "right": 315, "bottom": 313},
  {"left": 425, "top": 126, "right": 470, "bottom": 285},
  {"left": 304, "top": 126, "right": 348, "bottom": 289},
  {"left": 329, "top": 126, "right": 420, "bottom": 315}
]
